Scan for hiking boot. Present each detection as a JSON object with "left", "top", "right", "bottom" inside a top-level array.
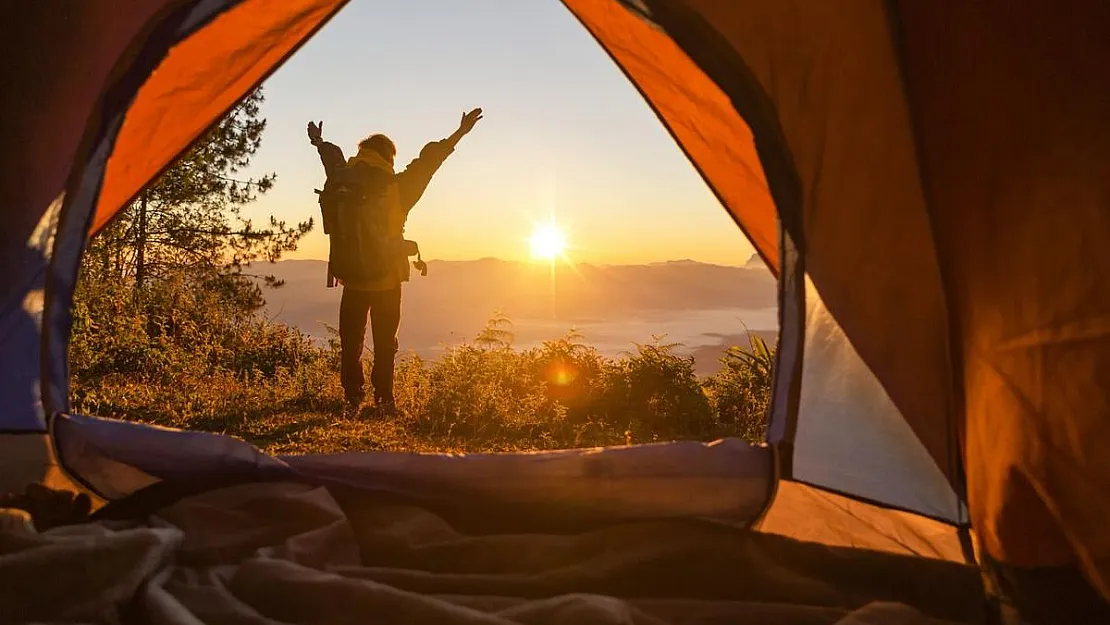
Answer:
[
  {"left": 373, "top": 399, "right": 401, "bottom": 418},
  {"left": 342, "top": 392, "right": 363, "bottom": 417},
  {"left": 345, "top": 391, "right": 364, "bottom": 408}
]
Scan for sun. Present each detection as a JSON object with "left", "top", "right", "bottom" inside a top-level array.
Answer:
[{"left": 529, "top": 220, "right": 567, "bottom": 261}]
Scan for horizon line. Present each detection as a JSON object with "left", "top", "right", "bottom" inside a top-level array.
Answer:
[{"left": 263, "top": 255, "right": 766, "bottom": 269}]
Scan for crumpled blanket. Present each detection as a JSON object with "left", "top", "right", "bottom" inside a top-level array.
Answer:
[{"left": 0, "top": 481, "right": 985, "bottom": 624}]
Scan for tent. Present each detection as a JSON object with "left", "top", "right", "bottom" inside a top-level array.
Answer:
[{"left": 2, "top": 0, "right": 1108, "bottom": 623}]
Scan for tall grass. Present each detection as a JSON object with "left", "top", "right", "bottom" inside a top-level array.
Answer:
[{"left": 70, "top": 273, "right": 773, "bottom": 455}]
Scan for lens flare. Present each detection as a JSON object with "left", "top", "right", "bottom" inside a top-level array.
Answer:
[{"left": 544, "top": 360, "right": 578, "bottom": 387}]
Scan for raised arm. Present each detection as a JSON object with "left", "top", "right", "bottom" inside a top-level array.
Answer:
[
  {"left": 444, "top": 108, "right": 483, "bottom": 150},
  {"left": 396, "top": 108, "right": 483, "bottom": 211},
  {"left": 307, "top": 120, "right": 346, "bottom": 176}
]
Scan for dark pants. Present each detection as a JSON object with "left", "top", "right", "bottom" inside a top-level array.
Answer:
[{"left": 339, "top": 287, "right": 401, "bottom": 405}]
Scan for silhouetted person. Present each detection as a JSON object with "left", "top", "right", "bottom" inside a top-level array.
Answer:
[{"left": 308, "top": 109, "right": 483, "bottom": 412}]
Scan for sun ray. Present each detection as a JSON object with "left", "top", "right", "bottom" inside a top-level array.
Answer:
[{"left": 529, "top": 220, "right": 568, "bottom": 262}]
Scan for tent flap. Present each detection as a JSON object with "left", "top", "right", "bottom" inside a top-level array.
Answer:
[
  {"left": 897, "top": 0, "right": 1110, "bottom": 595},
  {"left": 0, "top": 1, "right": 182, "bottom": 431}
]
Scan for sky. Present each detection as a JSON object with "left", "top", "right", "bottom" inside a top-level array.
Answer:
[{"left": 238, "top": 0, "right": 757, "bottom": 266}]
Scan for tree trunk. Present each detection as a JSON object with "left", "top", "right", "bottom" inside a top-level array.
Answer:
[
  {"left": 99, "top": 232, "right": 110, "bottom": 279},
  {"left": 135, "top": 191, "right": 148, "bottom": 289}
]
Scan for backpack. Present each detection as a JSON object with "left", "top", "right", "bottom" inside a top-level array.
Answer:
[{"left": 315, "top": 163, "right": 393, "bottom": 286}]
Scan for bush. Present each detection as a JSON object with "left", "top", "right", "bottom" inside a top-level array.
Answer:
[
  {"left": 595, "top": 338, "right": 716, "bottom": 441},
  {"left": 70, "top": 266, "right": 336, "bottom": 429},
  {"left": 530, "top": 329, "right": 605, "bottom": 420},
  {"left": 71, "top": 273, "right": 774, "bottom": 454},
  {"left": 703, "top": 335, "right": 773, "bottom": 441}
]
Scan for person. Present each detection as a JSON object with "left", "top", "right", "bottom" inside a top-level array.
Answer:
[{"left": 308, "top": 108, "right": 483, "bottom": 413}]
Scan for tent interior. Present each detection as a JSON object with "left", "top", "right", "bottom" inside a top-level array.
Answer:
[{"left": 2, "top": 1, "right": 1109, "bottom": 623}]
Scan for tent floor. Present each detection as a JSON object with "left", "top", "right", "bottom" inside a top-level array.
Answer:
[{"left": 2, "top": 478, "right": 990, "bottom": 624}]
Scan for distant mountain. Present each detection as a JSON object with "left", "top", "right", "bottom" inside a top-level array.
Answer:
[
  {"left": 744, "top": 253, "right": 768, "bottom": 269},
  {"left": 254, "top": 258, "right": 777, "bottom": 375}
]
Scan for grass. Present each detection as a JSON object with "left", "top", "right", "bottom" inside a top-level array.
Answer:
[{"left": 69, "top": 273, "right": 773, "bottom": 456}]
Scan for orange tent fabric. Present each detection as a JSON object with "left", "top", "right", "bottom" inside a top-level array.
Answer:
[
  {"left": 2, "top": 0, "right": 173, "bottom": 268},
  {"left": 569, "top": 0, "right": 1110, "bottom": 597},
  {"left": 897, "top": 0, "right": 1110, "bottom": 595},
  {"left": 559, "top": 0, "right": 778, "bottom": 275},
  {"left": 90, "top": 0, "right": 347, "bottom": 236}
]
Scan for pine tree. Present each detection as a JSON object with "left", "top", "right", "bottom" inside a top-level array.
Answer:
[{"left": 85, "top": 88, "right": 310, "bottom": 291}]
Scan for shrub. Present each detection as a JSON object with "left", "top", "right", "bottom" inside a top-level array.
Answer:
[
  {"left": 70, "top": 266, "right": 336, "bottom": 427},
  {"left": 530, "top": 329, "right": 605, "bottom": 420},
  {"left": 401, "top": 317, "right": 565, "bottom": 447},
  {"left": 71, "top": 272, "right": 776, "bottom": 453},
  {"left": 703, "top": 335, "right": 773, "bottom": 441},
  {"left": 595, "top": 337, "right": 716, "bottom": 441}
]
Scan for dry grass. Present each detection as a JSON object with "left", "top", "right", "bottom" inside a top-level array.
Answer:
[{"left": 70, "top": 275, "right": 772, "bottom": 456}]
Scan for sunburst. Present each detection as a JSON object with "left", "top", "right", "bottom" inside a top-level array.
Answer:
[{"left": 529, "top": 220, "right": 568, "bottom": 261}]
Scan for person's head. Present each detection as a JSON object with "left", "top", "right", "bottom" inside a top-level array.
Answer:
[{"left": 358, "top": 133, "right": 396, "bottom": 166}]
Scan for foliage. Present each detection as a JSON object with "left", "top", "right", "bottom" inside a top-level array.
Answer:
[
  {"left": 703, "top": 334, "right": 774, "bottom": 441},
  {"left": 594, "top": 337, "right": 714, "bottom": 440},
  {"left": 71, "top": 282, "right": 775, "bottom": 453},
  {"left": 473, "top": 311, "right": 515, "bottom": 349},
  {"left": 529, "top": 328, "right": 604, "bottom": 420},
  {"left": 84, "top": 88, "right": 311, "bottom": 289},
  {"left": 71, "top": 268, "right": 321, "bottom": 384}
]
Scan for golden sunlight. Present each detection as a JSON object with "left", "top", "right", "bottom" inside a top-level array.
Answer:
[{"left": 529, "top": 220, "right": 567, "bottom": 261}]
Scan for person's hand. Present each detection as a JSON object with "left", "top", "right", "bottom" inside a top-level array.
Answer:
[
  {"left": 307, "top": 120, "right": 324, "bottom": 145},
  {"left": 458, "top": 108, "right": 483, "bottom": 134}
]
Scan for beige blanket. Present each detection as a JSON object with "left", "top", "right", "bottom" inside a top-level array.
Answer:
[{"left": 0, "top": 481, "right": 985, "bottom": 624}]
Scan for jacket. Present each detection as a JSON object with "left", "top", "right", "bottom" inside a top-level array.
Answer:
[{"left": 315, "top": 138, "right": 454, "bottom": 291}]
